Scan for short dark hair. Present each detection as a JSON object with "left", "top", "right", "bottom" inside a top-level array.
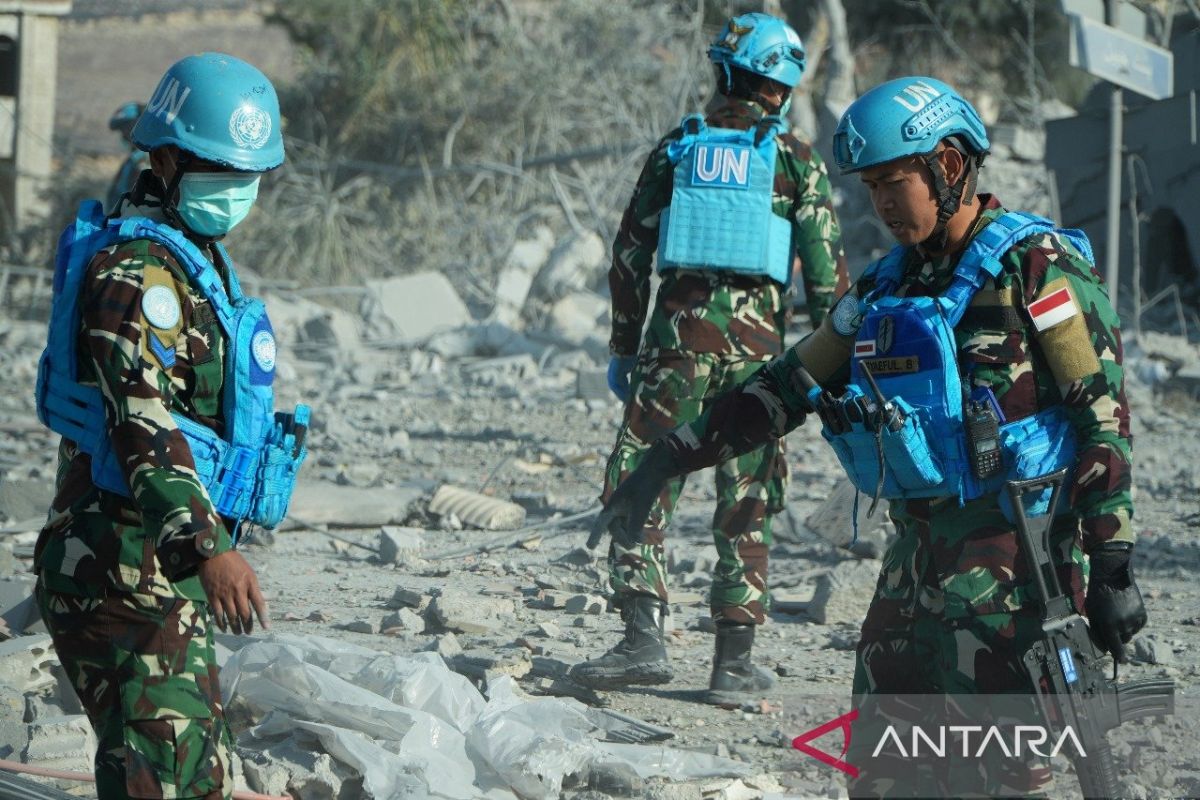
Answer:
[{"left": 714, "top": 64, "right": 787, "bottom": 100}]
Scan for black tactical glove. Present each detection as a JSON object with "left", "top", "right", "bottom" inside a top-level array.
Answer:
[
  {"left": 588, "top": 441, "right": 681, "bottom": 551},
  {"left": 1085, "top": 543, "right": 1148, "bottom": 663}
]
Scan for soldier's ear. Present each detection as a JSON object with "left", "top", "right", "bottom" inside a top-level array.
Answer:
[
  {"left": 939, "top": 145, "right": 966, "bottom": 187},
  {"left": 148, "top": 146, "right": 179, "bottom": 182}
]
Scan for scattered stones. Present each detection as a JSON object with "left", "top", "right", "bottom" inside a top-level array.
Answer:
[
  {"left": 387, "top": 587, "right": 428, "bottom": 610},
  {"left": 381, "top": 607, "right": 425, "bottom": 634},
  {"left": 429, "top": 589, "right": 499, "bottom": 634},
  {"left": 422, "top": 632, "right": 463, "bottom": 660},
  {"left": 807, "top": 560, "right": 881, "bottom": 626},
  {"left": 536, "top": 621, "right": 562, "bottom": 638}
]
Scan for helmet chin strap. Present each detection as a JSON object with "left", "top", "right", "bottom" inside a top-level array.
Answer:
[{"left": 918, "top": 148, "right": 978, "bottom": 254}]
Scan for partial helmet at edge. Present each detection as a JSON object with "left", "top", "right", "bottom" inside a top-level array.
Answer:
[
  {"left": 832, "top": 76, "right": 989, "bottom": 174},
  {"left": 132, "top": 52, "right": 284, "bottom": 172},
  {"left": 708, "top": 12, "right": 806, "bottom": 89}
]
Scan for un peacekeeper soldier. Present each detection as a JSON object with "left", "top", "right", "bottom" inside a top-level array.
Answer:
[
  {"left": 34, "top": 54, "right": 309, "bottom": 800},
  {"left": 105, "top": 102, "right": 150, "bottom": 214},
  {"left": 594, "top": 76, "right": 1145, "bottom": 795},
  {"left": 571, "top": 12, "right": 849, "bottom": 703}
]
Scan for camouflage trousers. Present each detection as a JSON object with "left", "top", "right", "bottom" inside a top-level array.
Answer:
[
  {"left": 846, "top": 494, "right": 1086, "bottom": 798},
  {"left": 603, "top": 349, "right": 787, "bottom": 625},
  {"left": 35, "top": 580, "right": 233, "bottom": 800}
]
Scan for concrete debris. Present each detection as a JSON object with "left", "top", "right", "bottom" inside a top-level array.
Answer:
[
  {"left": 0, "top": 681, "right": 26, "bottom": 759},
  {"left": 422, "top": 633, "right": 464, "bottom": 660},
  {"left": 429, "top": 589, "right": 504, "bottom": 635},
  {"left": 564, "top": 594, "right": 605, "bottom": 615},
  {"left": 804, "top": 478, "right": 893, "bottom": 556},
  {"left": 338, "top": 618, "right": 379, "bottom": 635},
  {"left": 377, "top": 526, "right": 424, "bottom": 565},
  {"left": 546, "top": 291, "right": 608, "bottom": 347},
  {"left": 534, "top": 231, "right": 606, "bottom": 301},
  {"left": 0, "top": 636, "right": 57, "bottom": 694},
  {"left": 381, "top": 608, "right": 424, "bottom": 634},
  {"left": 428, "top": 485, "right": 526, "bottom": 531},
  {"left": 0, "top": 575, "right": 39, "bottom": 636},
  {"left": 365, "top": 271, "right": 472, "bottom": 344},
  {"left": 21, "top": 714, "right": 95, "bottom": 775},
  {"left": 493, "top": 226, "right": 555, "bottom": 326},
  {"left": 575, "top": 367, "right": 611, "bottom": 402},
  {"left": 286, "top": 481, "right": 425, "bottom": 527},
  {"left": 386, "top": 587, "right": 428, "bottom": 610},
  {"left": 806, "top": 559, "right": 881, "bottom": 626}
]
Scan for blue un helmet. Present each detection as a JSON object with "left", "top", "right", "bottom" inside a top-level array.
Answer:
[
  {"left": 132, "top": 52, "right": 284, "bottom": 172},
  {"left": 834, "top": 76, "right": 990, "bottom": 248},
  {"left": 108, "top": 102, "right": 144, "bottom": 133},
  {"left": 708, "top": 12, "right": 807, "bottom": 91}
]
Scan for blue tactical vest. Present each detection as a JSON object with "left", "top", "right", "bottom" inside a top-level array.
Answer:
[
  {"left": 36, "top": 200, "right": 309, "bottom": 536},
  {"left": 815, "top": 212, "right": 1094, "bottom": 520},
  {"left": 657, "top": 114, "right": 793, "bottom": 285}
]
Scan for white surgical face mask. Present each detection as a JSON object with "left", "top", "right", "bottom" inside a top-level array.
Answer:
[{"left": 176, "top": 172, "right": 261, "bottom": 237}]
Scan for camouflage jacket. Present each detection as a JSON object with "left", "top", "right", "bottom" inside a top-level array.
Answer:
[
  {"left": 670, "top": 196, "right": 1134, "bottom": 551},
  {"left": 36, "top": 208, "right": 234, "bottom": 600},
  {"left": 609, "top": 98, "right": 848, "bottom": 358}
]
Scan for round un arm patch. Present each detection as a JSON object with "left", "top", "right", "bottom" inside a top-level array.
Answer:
[
  {"left": 141, "top": 284, "right": 182, "bottom": 330},
  {"left": 830, "top": 291, "right": 864, "bottom": 337}
]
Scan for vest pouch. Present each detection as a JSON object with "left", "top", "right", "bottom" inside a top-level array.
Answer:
[
  {"left": 821, "top": 392, "right": 945, "bottom": 498},
  {"left": 174, "top": 414, "right": 258, "bottom": 521},
  {"left": 250, "top": 404, "right": 310, "bottom": 529},
  {"left": 996, "top": 408, "right": 1077, "bottom": 522},
  {"left": 879, "top": 399, "right": 946, "bottom": 493}
]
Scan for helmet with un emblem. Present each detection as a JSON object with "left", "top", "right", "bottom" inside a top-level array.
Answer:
[
  {"left": 708, "top": 12, "right": 806, "bottom": 89},
  {"left": 832, "top": 76, "right": 989, "bottom": 174},
  {"left": 132, "top": 53, "right": 284, "bottom": 172}
]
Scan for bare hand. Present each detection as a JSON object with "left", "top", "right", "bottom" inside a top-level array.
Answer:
[{"left": 197, "top": 550, "right": 270, "bottom": 635}]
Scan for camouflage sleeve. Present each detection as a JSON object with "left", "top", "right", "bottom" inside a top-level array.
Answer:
[
  {"left": 609, "top": 133, "right": 679, "bottom": 356},
  {"left": 780, "top": 138, "right": 850, "bottom": 327},
  {"left": 667, "top": 343, "right": 813, "bottom": 472},
  {"left": 82, "top": 245, "right": 233, "bottom": 578},
  {"left": 1019, "top": 236, "right": 1134, "bottom": 552}
]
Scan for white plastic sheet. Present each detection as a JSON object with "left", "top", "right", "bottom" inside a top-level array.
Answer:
[{"left": 221, "top": 633, "right": 750, "bottom": 799}]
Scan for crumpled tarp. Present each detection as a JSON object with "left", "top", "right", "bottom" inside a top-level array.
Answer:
[{"left": 221, "top": 632, "right": 750, "bottom": 799}]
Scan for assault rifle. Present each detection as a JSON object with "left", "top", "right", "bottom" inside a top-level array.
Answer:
[{"left": 1008, "top": 471, "right": 1174, "bottom": 799}]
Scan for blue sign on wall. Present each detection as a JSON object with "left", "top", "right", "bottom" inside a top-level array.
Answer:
[{"left": 1069, "top": 13, "right": 1174, "bottom": 100}]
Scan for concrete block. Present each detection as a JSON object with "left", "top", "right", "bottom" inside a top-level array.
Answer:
[
  {"left": 535, "top": 231, "right": 605, "bottom": 299},
  {"left": 0, "top": 635, "right": 57, "bottom": 693},
  {"left": 429, "top": 590, "right": 497, "bottom": 635},
  {"left": 287, "top": 480, "right": 425, "bottom": 527},
  {"left": 807, "top": 560, "right": 881, "bottom": 626},
  {"left": 381, "top": 607, "right": 425, "bottom": 634},
  {"left": 564, "top": 594, "right": 605, "bottom": 615},
  {"left": 377, "top": 526, "right": 424, "bottom": 565},
  {"left": 386, "top": 587, "right": 428, "bottom": 610},
  {"left": 575, "top": 368, "right": 611, "bottom": 401},
  {"left": 547, "top": 291, "right": 608, "bottom": 346},
  {"left": 0, "top": 574, "right": 37, "bottom": 634},
  {"left": 339, "top": 618, "right": 379, "bottom": 635},
  {"left": 366, "top": 271, "right": 471, "bottom": 344},
  {"left": 22, "top": 714, "right": 95, "bottom": 771},
  {"left": 422, "top": 632, "right": 463, "bottom": 660}
]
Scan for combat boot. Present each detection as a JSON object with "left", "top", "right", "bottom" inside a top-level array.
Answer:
[
  {"left": 568, "top": 595, "right": 673, "bottom": 689},
  {"left": 704, "top": 622, "right": 776, "bottom": 705}
]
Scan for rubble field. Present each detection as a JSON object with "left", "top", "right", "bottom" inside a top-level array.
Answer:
[{"left": 1, "top": 262, "right": 1198, "bottom": 799}]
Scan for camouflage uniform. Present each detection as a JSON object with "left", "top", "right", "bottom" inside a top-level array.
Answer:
[
  {"left": 35, "top": 208, "right": 237, "bottom": 800},
  {"left": 606, "top": 98, "right": 848, "bottom": 625},
  {"left": 665, "top": 196, "right": 1132, "bottom": 794}
]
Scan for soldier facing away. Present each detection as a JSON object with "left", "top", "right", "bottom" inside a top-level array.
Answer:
[
  {"left": 34, "top": 54, "right": 309, "bottom": 799},
  {"left": 594, "top": 76, "right": 1146, "bottom": 795},
  {"left": 571, "top": 12, "right": 849, "bottom": 704},
  {"left": 105, "top": 101, "right": 150, "bottom": 215}
]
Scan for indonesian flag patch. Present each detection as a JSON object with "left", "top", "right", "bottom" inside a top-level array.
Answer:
[
  {"left": 1028, "top": 283, "right": 1079, "bottom": 332},
  {"left": 854, "top": 339, "right": 876, "bottom": 358}
]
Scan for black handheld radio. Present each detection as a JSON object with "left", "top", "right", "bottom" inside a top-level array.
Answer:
[{"left": 964, "top": 387, "right": 1003, "bottom": 479}]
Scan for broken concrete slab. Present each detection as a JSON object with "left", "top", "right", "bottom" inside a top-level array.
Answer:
[
  {"left": 806, "top": 560, "right": 881, "bottom": 626},
  {"left": 0, "top": 635, "right": 57, "bottom": 693},
  {"left": 287, "top": 480, "right": 426, "bottom": 528},
  {"left": 0, "top": 574, "right": 37, "bottom": 635},
  {"left": 381, "top": 608, "right": 424, "bottom": 634},
  {"left": 492, "top": 226, "right": 555, "bottom": 326},
  {"left": 422, "top": 632, "right": 463, "bottom": 660},
  {"left": 546, "top": 290, "right": 608, "bottom": 346},
  {"left": 429, "top": 590, "right": 500, "bottom": 635},
  {"left": 533, "top": 231, "right": 605, "bottom": 300},
  {"left": 22, "top": 714, "right": 95, "bottom": 774},
  {"left": 386, "top": 587, "right": 428, "bottom": 610},
  {"left": 365, "top": 271, "right": 472, "bottom": 344},
  {"left": 805, "top": 478, "right": 893, "bottom": 556},
  {"left": 428, "top": 485, "right": 526, "bottom": 531},
  {"left": 564, "top": 594, "right": 605, "bottom": 615}
]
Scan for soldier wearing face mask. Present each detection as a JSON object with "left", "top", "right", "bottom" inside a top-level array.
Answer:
[{"left": 33, "top": 53, "right": 309, "bottom": 800}]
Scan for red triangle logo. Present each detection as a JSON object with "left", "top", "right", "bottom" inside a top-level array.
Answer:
[{"left": 791, "top": 709, "right": 860, "bottom": 778}]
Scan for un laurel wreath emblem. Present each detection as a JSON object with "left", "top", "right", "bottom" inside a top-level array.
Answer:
[{"left": 229, "top": 105, "right": 271, "bottom": 150}]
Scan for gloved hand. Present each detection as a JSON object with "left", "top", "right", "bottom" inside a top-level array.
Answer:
[
  {"left": 588, "top": 441, "right": 680, "bottom": 551},
  {"left": 607, "top": 355, "right": 638, "bottom": 403},
  {"left": 1085, "top": 544, "right": 1147, "bottom": 663}
]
